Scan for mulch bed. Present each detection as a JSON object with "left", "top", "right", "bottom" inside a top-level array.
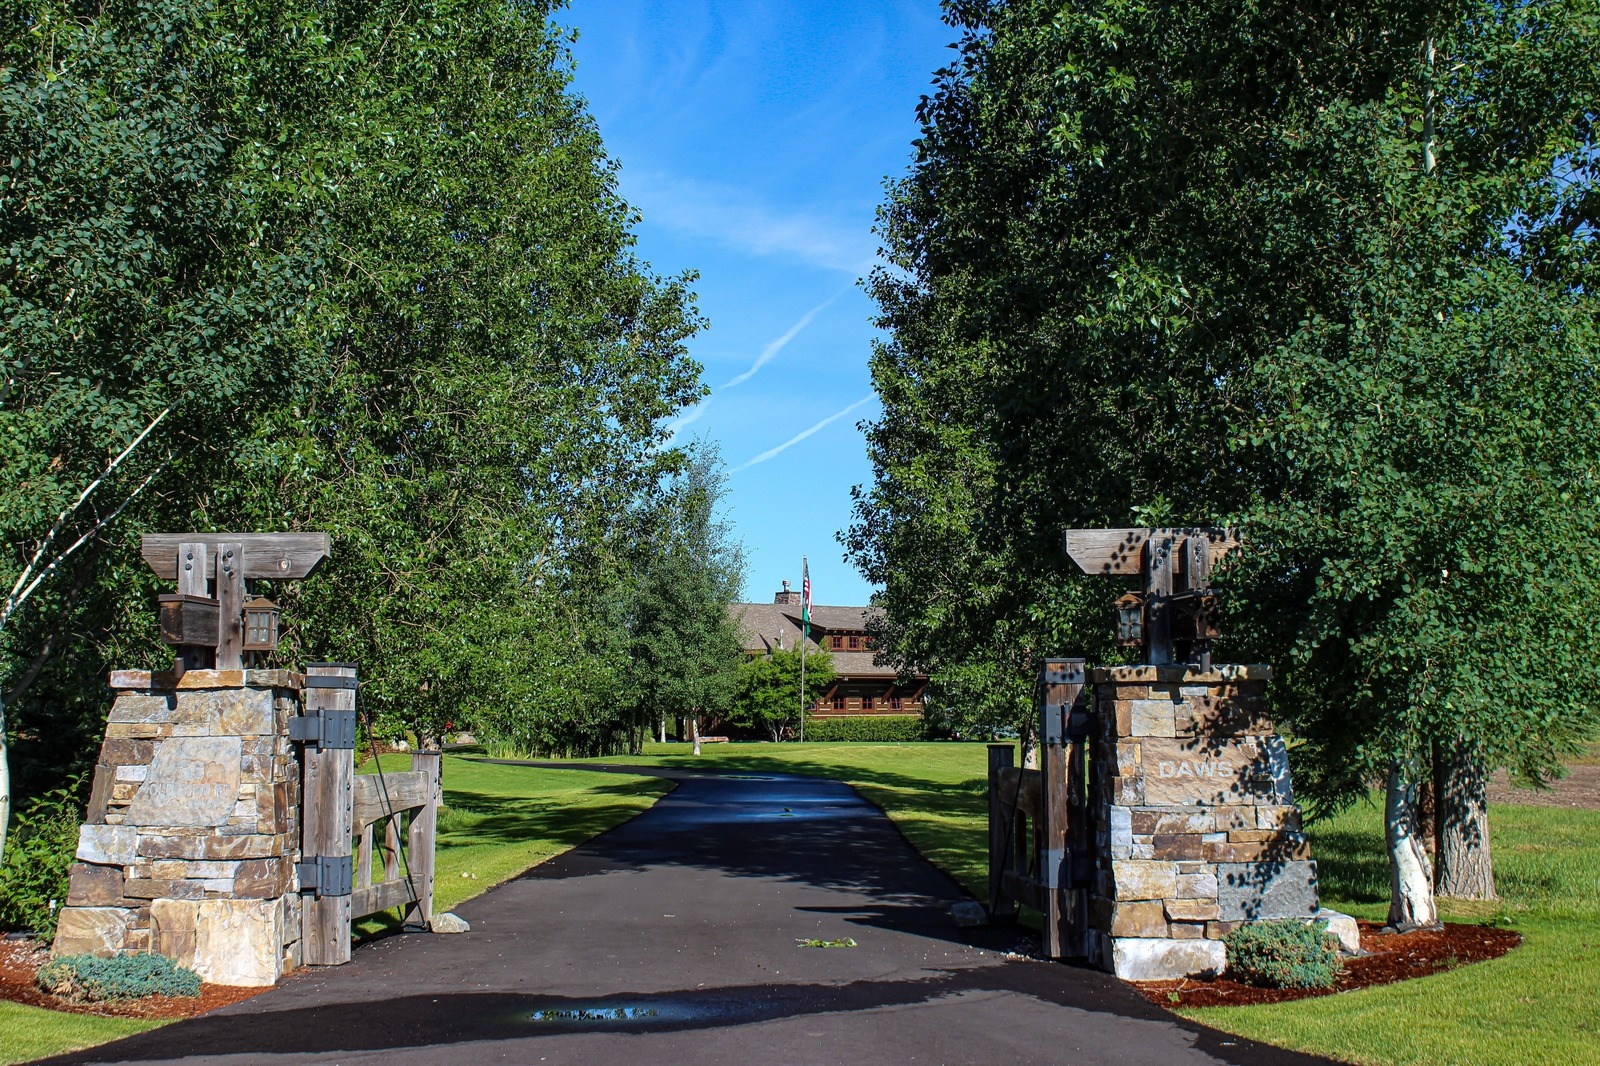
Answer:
[
  {"left": 1135, "top": 921, "right": 1522, "bottom": 1009},
  {"left": 0, "top": 939, "right": 272, "bottom": 1020}
]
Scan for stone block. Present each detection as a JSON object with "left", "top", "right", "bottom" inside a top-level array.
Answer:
[
  {"left": 1111, "top": 860, "right": 1177, "bottom": 901},
  {"left": 108, "top": 695, "right": 174, "bottom": 725},
  {"left": 125, "top": 736, "right": 243, "bottom": 827},
  {"left": 1110, "top": 937, "right": 1226, "bottom": 980},
  {"left": 1227, "top": 829, "right": 1274, "bottom": 843},
  {"left": 1128, "top": 700, "right": 1177, "bottom": 738},
  {"left": 1168, "top": 922, "right": 1206, "bottom": 940},
  {"left": 1257, "top": 805, "right": 1302, "bottom": 831},
  {"left": 235, "top": 858, "right": 288, "bottom": 898},
  {"left": 1205, "top": 835, "right": 1311, "bottom": 863},
  {"left": 1131, "top": 809, "right": 1213, "bottom": 836},
  {"left": 137, "top": 831, "right": 280, "bottom": 861},
  {"left": 77, "top": 824, "right": 138, "bottom": 865},
  {"left": 1175, "top": 871, "right": 1218, "bottom": 899},
  {"left": 1217, "top": 860, "right": 1320, "bottom": 921},
  {"left": 216, "top": 688, "right": 275, "bottom": 735},
  {"left": 123, "top": 878, "right": 205, "bottom": 901},
  {"left": 1165, "top": 898, "right": 1221, "bottom": 922},
  {"left": 101, "top": 740, "right": 156, "bottom": 766},
  {"left": 151, "top": 899, "right": 199, "bottom": 968},
  {"left": 105, "top": 722, "right": 165, "bottom": 739},
  {"left": 114, "top": 764, "right": 149, "bottom": 783},
  {"left": 66, "top": 864, "right": 125, "bottom": 907},
  {"left": 52, "top": 907, "right": 133, "bottom": 958},
  {"left": 86, "top": 764, "right": 115, "bottom": 823},
  {"left": 1212, "top": 807, "right": 1255, "bottom": 831},
  {"left": 1207, "top": 920, "right": 1243, "bottom": 939},
  {"left": 1110, "top": 901, "right": 1168, "bottom": 938},
  {"left": 1150, "top": 833, "right": 1206, "bottom": 860},
  {"left": 194, "top": 898, "right": 283, "bottom": 986},
  {"left": 1140, "top": 737, "right": 1276, "bottom": 807}
]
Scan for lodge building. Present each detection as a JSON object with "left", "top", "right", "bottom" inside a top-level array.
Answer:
[{"left": 730, "top": 583, "right": 927, "bottom": 717}]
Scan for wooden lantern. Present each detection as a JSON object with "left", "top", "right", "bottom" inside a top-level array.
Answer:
[
  {"left": 242, "top": 596, "right": 282, "bottom": 652},
  {"left": 1170, "top": 590, "right": 1222, "bottom": 641},
  {"left": 1114, "top": 592, "right": 1146, "bottom": 647}
]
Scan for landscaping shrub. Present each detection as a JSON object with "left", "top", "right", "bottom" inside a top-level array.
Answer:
[
  {"left": 1224, "top": 919, "right": 1343, "bottom": 989},
  {"left": 803, "top": 715, "right": 926, "bottom": 742},
  {"left": 0, "top": 777, "right": 85, "bottom": 939},
  {"left": 36, "top": 953, "right": 202, "bottom": 1002}
]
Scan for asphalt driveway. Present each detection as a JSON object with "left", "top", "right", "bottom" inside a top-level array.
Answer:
[{"left": 39, "top": 765, "right": 1328, "bottom": 1065}]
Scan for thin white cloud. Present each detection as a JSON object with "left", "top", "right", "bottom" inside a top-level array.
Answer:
[
  {"left": 624, "top": 171, "right": 878, "bottom": 275},
  {"left": 723, "top": 290, "right": 846, "bottom": 388},
  {"left": 664, "top": 397, "right": 712, "bottom": 441},
  {"left": 733, "top": 395, "right": 875, "bottom": 473}
]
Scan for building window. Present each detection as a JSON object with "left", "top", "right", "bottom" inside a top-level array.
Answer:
[
  {"left": 833, "top": 636, "right": 845, "bottom": 650},
  {"left": 848, "top": 635, "right": 861, "bottom": 650},
  {"left": 862, "top": 696, "right": 874, "bottom": 711},
  {"left": 832, "top": 694, "right": 846, "bottom": 710},
  {"left": 890, "top": 696, "right": 903, "bottom": 710}
]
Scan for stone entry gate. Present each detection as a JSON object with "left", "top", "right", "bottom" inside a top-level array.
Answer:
[{"left": 51, "top": 536, "right": 438, "bottom": 985}]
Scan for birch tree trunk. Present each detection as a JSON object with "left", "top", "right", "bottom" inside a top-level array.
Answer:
[
  {"left": 691, "top": 711, "right": 702, "bottom": 756},
  {"left": 0, "top": 695, "right": 10, "bottom": 868},
  {"left": 1434, "top": 742, "right": 1498, "bottom": 899},
  {"left": 1386, "top": 760, "right": 1440, "bottom": 930}
]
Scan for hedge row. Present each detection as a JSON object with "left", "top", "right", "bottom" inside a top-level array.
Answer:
[{"left": 802, "top": 715, "right": 926, "bottom": 742}]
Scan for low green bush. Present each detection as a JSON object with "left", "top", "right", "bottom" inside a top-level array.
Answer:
[
  {"left": 1224, "top": 918, "right": 1342, "bottom": 989},
  {"left": 802, "top": 715, "right": 926, "bottom": 742},
  {"left": 0, "top": 778, "right": 84, "bottom": 939},
  {"left": 36, "top": 953, "right": 202, "bottom": 1002}
]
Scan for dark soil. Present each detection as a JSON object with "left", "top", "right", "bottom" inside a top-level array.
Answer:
[
  {"left": 1135, "top": 921, "right": 1522, "bottom": 1009},
  {"left": 0, "top": 939, "right": 272, "bottom": 1020},
  {"left": 1490, "top": 764, "right": 1600, "bottom": 811}
]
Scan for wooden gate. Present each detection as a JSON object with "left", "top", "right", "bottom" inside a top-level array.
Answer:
[
  {"left": 297, "top": 663, "right": 439, "bottom": 966},
  {"left": 987, "top": 658, "right": 1094, "bottom": 960}
]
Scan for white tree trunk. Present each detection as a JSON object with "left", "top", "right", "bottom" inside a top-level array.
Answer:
[
  {"left": 0, "top": 694, "right": 10, "bottom": 868},
  {"left": 691, "top": 712, "right": 701, "bottom": 756},
  {"left": 1386, "top": 760, "right": 1440, "bottom": 930}
]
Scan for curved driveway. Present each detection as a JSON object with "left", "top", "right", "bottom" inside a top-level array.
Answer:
[{"left": 41, "top": 766, "right": 1328, "bottom": 1065}]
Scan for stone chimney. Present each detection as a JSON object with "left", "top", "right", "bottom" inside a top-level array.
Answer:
[{"left": 774, "top": 580, "right": 801, "bottom": 606}]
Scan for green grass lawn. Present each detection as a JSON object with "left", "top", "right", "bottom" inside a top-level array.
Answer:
[
  {"left": 0, "top": 1002, "right": 160, "bottom": 1065},
  {"left": 572, "top": 741, "right": 1600, "bottom": 1066},
  {"left": 3, "top": 755, "right": 670, "bottom": 1066}
]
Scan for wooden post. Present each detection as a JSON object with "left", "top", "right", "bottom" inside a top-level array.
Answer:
[
  {"left": 1039, "top": 658, "right": 1085, "bottom": 959},
  {"left": 407, "top": 750, "right": 440, "bottom": 930},
  {"left": 301, "top": 663, "right": 355, "bottom": 965},
  {"left": 987, "top": 744, "right": 1016, "bottom": 922},
  {"left": 175, "top": 542, "right": 213, "bottom": 672},
  {"left": 214, "top": 542, "right": 245, "bottom": 670},
  {"left": 1145, "top": 536, "right": 1174, "bottom": 665}
]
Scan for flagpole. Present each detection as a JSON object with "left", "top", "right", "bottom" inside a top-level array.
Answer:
[{"left": 800, "top": 556, "right": 808, "bottom": 743}]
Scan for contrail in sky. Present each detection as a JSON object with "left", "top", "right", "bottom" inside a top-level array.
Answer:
[
  {"left": 722, "top": 290, "right": 846, "bottom": 389},
  {"left": 664, "top": 397, "right": 712, "bottom": 440},
  {"left": 733, "top": 395, "right": 874, "bottom": 473}
]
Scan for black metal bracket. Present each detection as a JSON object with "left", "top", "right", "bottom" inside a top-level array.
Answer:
[
  {"left": 296, "top": 855, "right": 353, "bottom": 898},
  {"left": 303, "top": 674, "right": 358, "bottom": 690},
  {"left": 288, "top": 708, "right": 356, "bottom": 749}
]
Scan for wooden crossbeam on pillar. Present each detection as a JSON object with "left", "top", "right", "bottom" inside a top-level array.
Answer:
[{"left": 301, "top": 663, "right": 355, "bottom": 966}]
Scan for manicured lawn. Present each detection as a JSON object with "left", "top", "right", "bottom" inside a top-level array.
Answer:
[
  {"left": 0, "top": 1002, "right": 159, "bottom": 1066},
  {"left": 576, "top": 741, "right": 1600, "bottom": 1066}
]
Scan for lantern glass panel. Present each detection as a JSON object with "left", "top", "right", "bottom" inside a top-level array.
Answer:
[{"left": 243, "top": 598, "right": 280, "bottom": 651}]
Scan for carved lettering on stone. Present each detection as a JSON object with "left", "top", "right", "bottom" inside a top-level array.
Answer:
[{"left": 125, "top": 737, "right": 243, "bottom": 827}]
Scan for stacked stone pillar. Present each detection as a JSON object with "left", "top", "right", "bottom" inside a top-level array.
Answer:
[
  {"left": 52, "top": 669, "right": 303, "bottom": 986},
  {"left": 1088, "top": 664, "right": 1323, "bottom": 980}
]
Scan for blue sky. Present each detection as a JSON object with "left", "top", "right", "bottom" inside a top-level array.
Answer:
[{"left": 557, "top": 1, "right": 956, "bottom": 606}]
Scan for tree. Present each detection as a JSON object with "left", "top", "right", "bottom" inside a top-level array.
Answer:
[
  {"left": 852, "top": 0, "right": 1599, "bottom": 924},
  {"left": 622, "top": 445, "right": 746, "bottom": 755},
  {"left": 733, "top": 646, "right": 836, "bottom": 742},
  {"left": 0, "top": 0, "right": 317, "bottom": 861}
]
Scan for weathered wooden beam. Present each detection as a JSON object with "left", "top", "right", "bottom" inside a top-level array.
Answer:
[
  {"left": 214, "top": 542, "right": 245, "bottom": 671},
  {"left": 988, "top": 744, "right": 1017, "bottom": 922},
  {"left": 351, "top": 877, "right": 416, "bottom": 921},
  {"left": 301, "top": 663, "right": 355, "bottom": 966},
  {"left": 995, "top": 766, "right": 1043, "bottom": 821},
  {"left": 1039, "top": 658, "right": 1085, "bottom": 960},
  {"left": 1062, "top": 527, "right": 1237, "bottom": 576},
  {"left": 351, "top": 772, "right": 435, "bottom": 829},
  {"left": 1000, "top": 870, "right": 1047, "bottom": 913},
  {"left": 406, "top": 750, "right": 440, "bottom": 931},
  {"left": 141, "top": 533, "right": 331, "bottom": 580}
]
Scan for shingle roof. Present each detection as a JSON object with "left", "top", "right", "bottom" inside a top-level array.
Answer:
[{"left": 729, "top": 602, "right": 906, "bottom": 681}]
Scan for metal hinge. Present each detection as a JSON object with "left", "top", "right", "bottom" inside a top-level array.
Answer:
[
  {"left": 297, "top": 854, "right": 353, "bottom": 898},
  {"left": 288, "top": 708, "right": 356, "bottom": 749}
]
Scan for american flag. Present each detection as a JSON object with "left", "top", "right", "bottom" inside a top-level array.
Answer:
[{"left": 801, "top": 556, "right": 811, "bottom": 638}]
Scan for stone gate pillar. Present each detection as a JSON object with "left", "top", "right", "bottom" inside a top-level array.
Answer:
[
  {"left": 52, "top": 669, "right": 304, "bottom": 986},
  {"left": 1088, "top": 664, "right": 1328, "bottom": 980}
]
